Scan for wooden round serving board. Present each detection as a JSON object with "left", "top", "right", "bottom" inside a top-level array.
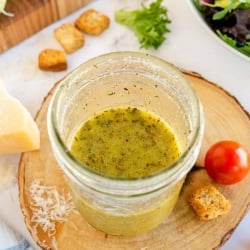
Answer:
[{"left": 18, "top": 71, "right": 250, "bottom": 250}]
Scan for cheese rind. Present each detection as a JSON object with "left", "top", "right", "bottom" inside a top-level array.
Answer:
[{"left": 0, "top": 84, "right": 40, "bottom": 154}]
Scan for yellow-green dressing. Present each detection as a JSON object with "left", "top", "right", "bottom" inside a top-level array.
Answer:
[{"left": 71, "top": 107, "right": 180, "bottom": 178}]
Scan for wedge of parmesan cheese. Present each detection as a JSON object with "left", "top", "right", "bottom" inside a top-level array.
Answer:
[{"left": 0, "top": 84, "right": 40, "bottom": 154}]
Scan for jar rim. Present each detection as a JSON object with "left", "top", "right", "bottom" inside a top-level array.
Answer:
[{"left": 47, "top": 51, "right": 204, "bottom": 195}]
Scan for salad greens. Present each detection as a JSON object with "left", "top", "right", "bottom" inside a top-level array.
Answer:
[
  {"left": 115, "top": 0, "right": 171, "bottom": 49},
  {"left": 193, "top": 0, "right": 250, "bottom": 57},
  {"left": 200, "top": 0, "right": 250, "bottom": 20},
  {"left": 217, "top": 30, "right": 250, "bottom": 55}
]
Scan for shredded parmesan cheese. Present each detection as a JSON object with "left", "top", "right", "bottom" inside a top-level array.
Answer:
[{"left": 29, "top": 180, "right": 75, "bottom": 248}]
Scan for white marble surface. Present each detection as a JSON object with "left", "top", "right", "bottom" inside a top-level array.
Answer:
[{"left": 0, "top": 0, "right": 249, "bottom": 249}]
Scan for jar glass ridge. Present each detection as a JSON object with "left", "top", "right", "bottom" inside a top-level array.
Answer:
[{"left": 47, "top": 51, "right": 204, "bottom": 236}]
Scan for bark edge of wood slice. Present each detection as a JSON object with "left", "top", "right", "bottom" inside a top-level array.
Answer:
[{"left": 18, "top": 71, "right": 250, "bottom": 250}]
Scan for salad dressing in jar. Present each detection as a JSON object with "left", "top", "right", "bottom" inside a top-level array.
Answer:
[{"left": 47, "top": 52, "right": 204, "bottom": 236}]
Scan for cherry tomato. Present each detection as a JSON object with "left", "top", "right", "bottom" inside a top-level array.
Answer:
[{"left": 204, "top": 140, "right": 250, "bottom": 185}]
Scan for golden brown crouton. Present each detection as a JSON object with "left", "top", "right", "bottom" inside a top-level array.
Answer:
[
  {"left": 75, "top": 9, "right": 110, "bottom": 35},
  {"left": 189, "top": 184, "right": 231, "bottom": 220},
  {"left": 38, "top": 49, "right": 67, "bottom": 72},
  {"left": 54, "top": 23, "right": 84, "bottom": 54}
]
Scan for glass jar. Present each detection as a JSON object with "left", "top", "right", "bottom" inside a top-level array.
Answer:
[{"left": 47, "top": 52, "right": 204, "bottom": 236}]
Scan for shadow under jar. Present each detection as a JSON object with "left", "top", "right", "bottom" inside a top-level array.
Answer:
[{"left": 47, "top": 51, "right": 204, "bottom": 237}]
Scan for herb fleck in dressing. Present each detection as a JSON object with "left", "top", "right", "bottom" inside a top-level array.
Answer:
[{"left": 71, "top": 107, "right": 180, "bottom": 178}]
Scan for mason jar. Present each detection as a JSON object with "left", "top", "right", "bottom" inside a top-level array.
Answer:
[{"left": 47, "top": 51, "right": 204, "bottom": 236}]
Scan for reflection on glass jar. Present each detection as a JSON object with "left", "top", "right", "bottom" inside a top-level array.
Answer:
[{"left": 47, "top": 52, "right": 204, "bottom": 236}]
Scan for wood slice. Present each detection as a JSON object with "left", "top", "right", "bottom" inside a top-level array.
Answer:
[
  {"left": 18, "top": 71, "right": 250, "bottom": 250},
  {"left": 184, "top": 71, "right": 250, "bottom": 167}
]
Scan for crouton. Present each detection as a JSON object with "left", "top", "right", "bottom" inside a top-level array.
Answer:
[
  {"left": 38, "top": 49, "right": 67, "bottom": 72},
  {"left": 75, "top": 9, "right": 110, "bottom": 35},
  {"left": 189, "top": 184, "right": 231, "bottom": 220},
  {"left": 54, "top": 23, "right": 84, "bottom": 54}
]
